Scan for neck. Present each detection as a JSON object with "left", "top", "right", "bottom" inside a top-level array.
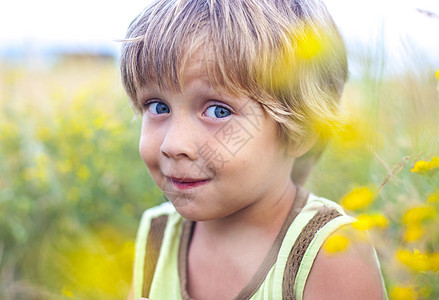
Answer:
[{"left": 195, "top": 180, "right": 297, "bottom": 243}]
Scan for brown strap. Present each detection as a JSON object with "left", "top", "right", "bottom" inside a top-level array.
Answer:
[
  {"left": 178, "top": 186, "right": 309, "bottom": 300},
  {"left": 282, "top": 207, "right": 342, "bottom": 299},
  {"left": 232, "top": 186, "right": 309, "bottom": 300},
  {"left": 179, "top": 219, "right": 194, "bottom": 300},
  {"left": 142, "top": 215, "right": 169, "bottom": 297}
]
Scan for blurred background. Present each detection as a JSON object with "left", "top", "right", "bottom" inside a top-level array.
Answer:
[{"left": 0, "top": 0, "right": 438, "bottom": 299}]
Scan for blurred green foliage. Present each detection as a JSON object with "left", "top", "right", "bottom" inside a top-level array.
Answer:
[
  {"left": 0, "top": 57, "right": 162, "bottom": 299},
  {"left": 0, "top": 56, "right": 438, "bottom": 299},
  {"left": 307, "top": 65, "right": 439, "bottom": 299}
]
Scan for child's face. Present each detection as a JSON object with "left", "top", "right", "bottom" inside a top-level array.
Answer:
[{"left": 137, "top": 55, "right": 295, "bottom": 221}]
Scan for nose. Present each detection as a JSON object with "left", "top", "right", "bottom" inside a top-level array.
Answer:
[{"left": 160, "top": 118, "right": 198, "bottom": 160}]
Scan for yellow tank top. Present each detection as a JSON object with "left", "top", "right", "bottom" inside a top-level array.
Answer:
[{"left": 132, "top": 189, "right": 383, "bottom": 299}]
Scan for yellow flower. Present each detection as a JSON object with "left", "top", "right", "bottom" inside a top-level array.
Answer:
[
  {"left": 57, "top": 160, "right": 73, "bottom": 174},
  {"left": 76, "top": 165, "right": 91, "bottom": 181},
  {"left": 323, "top": 234, "right": 349, "bottom": 254},
  {"left": 403, "top": 224, "right": 423, "bottom": 242},
  {"left": 390, "top": 286, "right": 417, "bottom": 300},
  {"left": 36, "top": 126, "right": 51, "bottom": 142},
  {"left": 311, "top": 117, "right": 343, "bottom": 143},
  {"left": 62, "top": 286, "right": 74, "bottom": 298},
  {"left": 430, "top": 252, "right": 439, "bottom": 271},
  {"left": 436, "top": 68, "right": 439, "bottom": 80},
  {"left": 23, "top": 154, "right": 50, "bottom": 185},
  {"left": 296, "top": 27, "right": 323, "bottom": 59},
  {"left": 427, "top": 191, "right": 439, "bottom": 203},
  {"left": 402, "top": 205, "right": 436, "bottom": 242},
  {"left": 93, "top": 111, "right": 109, "bottom": 129},
  {"left": 402, "top": 205, "right": 436, "bottom": 225},
  {"left": 411, "top": 156, "right": 439, "bottom": 174},
  {"left": 340, "top": 186, "right": 375, "bottom": 211},
  {"left": 63, "top": 227, "right": 134, "bottom": 297},
  {"left": 0, "top": 122, "right": 19, "bottom": 141},
  {"left": 268, "top": 24, "right": 333, "bottom": 90},
  {"left": 353, "top": 213, "right": 388, "bottom": 231},
  {"left": 396, "top": 248, "right": 439, "bottom": 272},
  {"left": 410, "top": 160, "right": 430, "bottom": 173}
]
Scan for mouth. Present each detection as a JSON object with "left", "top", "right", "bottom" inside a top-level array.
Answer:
[{"left": 167, "top": 176, "right": 210, "bottom": 190}]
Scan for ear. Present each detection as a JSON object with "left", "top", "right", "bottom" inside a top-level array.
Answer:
[
  {"left": 291, "top": 144, "right": 326, "bottom": 185},
  {"left": 286, "top": 134, "right": 318, "bottom": 158}
]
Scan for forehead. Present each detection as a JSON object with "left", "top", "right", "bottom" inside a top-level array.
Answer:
[
  {"left": 181, "top": 46, "right": 252, "bottom": 99},
  {"left": 137, "top": 48, "right": 216, "bottom": 99},
  {"left": 156, "top": 46, "right": 247, "bottom": 98},
  {"left": 180, "top": 48, "right": 211, "bottom": 86}
]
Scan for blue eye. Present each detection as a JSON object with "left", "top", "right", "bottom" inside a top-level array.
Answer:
[
  {"left": 205, "top": 105, "right": 232, "bottom": 118},
  {"left": 147, "top": 102, "right": 170, "bottom": 114}
]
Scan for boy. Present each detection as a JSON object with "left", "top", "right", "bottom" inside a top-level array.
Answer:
[{"left": 121, "top": 0, "right": 387, "bottom": 299}]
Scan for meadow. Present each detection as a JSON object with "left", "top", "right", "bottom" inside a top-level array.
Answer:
[{"left": 0, "top": 53, "right": 438, "bottom": 299}]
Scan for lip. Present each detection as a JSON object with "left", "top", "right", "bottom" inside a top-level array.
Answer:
[{"left": 167, "top": 176, "right": 210, "bottom": 190}]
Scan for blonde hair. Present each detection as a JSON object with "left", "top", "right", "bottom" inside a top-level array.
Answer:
[{"left": 120, "top": 0, "right": 347, "bottom": 152}]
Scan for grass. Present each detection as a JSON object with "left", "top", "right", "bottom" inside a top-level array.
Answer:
[{"left": 0, "top": 54, "right": 438, "bottom": 299}]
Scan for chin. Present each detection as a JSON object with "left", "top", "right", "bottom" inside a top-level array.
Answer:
[
  {"left": 174, "top": 207, "right": 206, "bottom": 222},
  {"left": 172, "top": 203, "right": 219, "bottom": 222}
]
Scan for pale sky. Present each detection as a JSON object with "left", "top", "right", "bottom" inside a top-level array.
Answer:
[{"left": 0, "top": 0, "right": 438, "bottom": 74}]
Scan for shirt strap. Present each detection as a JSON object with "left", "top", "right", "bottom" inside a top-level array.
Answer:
[
  {"left": 282, "top": 207, "right": 343, "bottom": 299},
  {"left": 142, "top": 214, "right": 169, "bottom": 297}
]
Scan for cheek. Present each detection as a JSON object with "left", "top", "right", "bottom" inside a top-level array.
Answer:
[
  {"left": 231, "top": 124, "right": 283, "bottom": 173},
  {"left": 138, "top": 135, "right": 149, "bottom": 164},
  {"left": 139, "top": 129, "right": 161, "bottom": 169}
]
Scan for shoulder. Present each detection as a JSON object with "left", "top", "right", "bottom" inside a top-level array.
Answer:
[
  {"left": 303, "top": 224, "right": 386, "bottom": 299},
  {"left": 132, "top": 202, "right": 182, "bottom": 299},
  {"left": 304, "top": 193, "right": 347, "bottom": 213},
  {"left": 283, "top": 193, "right": 386, "bottom": 299},
  {"left": 135, "top": 201, "right": 181, "bottom": 249}
]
